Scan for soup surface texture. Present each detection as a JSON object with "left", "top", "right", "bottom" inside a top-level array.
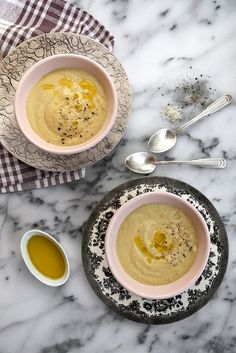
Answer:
[
  {"left": 26, "top": 68, "right": 107, "bottom": 146},
  {"left": 116, "top": 204, "right": 198, "bottom": 285},
  {"left": 27, "top": 235, "right": 66, "bottom": 279}
]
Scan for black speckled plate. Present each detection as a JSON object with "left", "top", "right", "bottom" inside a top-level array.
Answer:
[{"left": 82, "top": 177, "right": 228, "bottom": 324}]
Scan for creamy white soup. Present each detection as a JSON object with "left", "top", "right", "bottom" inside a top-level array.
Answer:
[
  {"left": 116, "top": 204, "right": 198, "bottom": 285},
  {"left": 26, "top": 68, "right": 107, "bottom": 146}
]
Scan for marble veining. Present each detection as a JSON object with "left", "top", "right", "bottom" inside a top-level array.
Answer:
[{"left": 0, "top": 0, "right": 236, "bottom": 352}]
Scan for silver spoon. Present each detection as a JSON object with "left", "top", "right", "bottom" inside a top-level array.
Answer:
[
  {"left": 125, "top": 152, "right": 226, "bottom": 174},
  {"left": 148, "top": 94, "right": 232, "bottom": 153}
]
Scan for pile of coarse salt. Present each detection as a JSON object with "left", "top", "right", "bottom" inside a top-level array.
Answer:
[{"left": 161, "top": 104, "right": 184, "bottom": 123}]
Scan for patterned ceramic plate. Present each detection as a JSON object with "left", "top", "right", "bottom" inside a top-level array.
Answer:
[
  {"left": 82, "top": 177, "right": 228, "bottom": 324},
  {"left": 0, "top": 33, "right": 131, "bottom": 172}
]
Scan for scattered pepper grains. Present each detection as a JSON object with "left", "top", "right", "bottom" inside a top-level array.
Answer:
[{"left": 158, "top": 70, "right": 217, "bottom": 123}]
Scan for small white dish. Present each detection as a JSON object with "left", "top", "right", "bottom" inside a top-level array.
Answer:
[{"left": 20, "top": 229, "right": 70, "bottom": 286}]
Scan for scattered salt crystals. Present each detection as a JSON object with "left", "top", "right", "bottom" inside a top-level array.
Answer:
[{"left": 161, "top": 104, "right": 184, "bottom": 123}]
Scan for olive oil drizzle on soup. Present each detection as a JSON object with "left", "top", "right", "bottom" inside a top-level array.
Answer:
[
  {"left": 116, "top": 204, "right": 198, "bottom": 285},
  {"left": 26, "top": 68, "right": 107, "bottom": 146}
]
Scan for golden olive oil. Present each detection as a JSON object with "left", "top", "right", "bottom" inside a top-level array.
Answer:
[{"left": 27, "top": 235, "right": 66, "bottom": 279}]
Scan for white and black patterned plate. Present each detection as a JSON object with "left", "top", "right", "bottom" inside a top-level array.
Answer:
[
  {"left": 82, "top": 177, "right": 228, "bottom": 324},
  {"left": 0, "top": 33, "right": 131, "bottom": 172}
]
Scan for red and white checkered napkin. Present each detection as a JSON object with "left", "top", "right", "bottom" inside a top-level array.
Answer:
[{"left": 0, "top": 0, "right": 114, "bottom": 193}]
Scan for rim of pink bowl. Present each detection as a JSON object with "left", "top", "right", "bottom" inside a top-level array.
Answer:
[{"left": 14, "top": 54, "right": 118, "bottom": 155}]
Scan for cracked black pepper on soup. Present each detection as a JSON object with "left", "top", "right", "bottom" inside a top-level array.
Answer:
[
  {"left": 26, "top": 68, "right": 107, "bottom": 146},
  {"left": 116, "top": 204, "right": 198, "bottom": 285}
]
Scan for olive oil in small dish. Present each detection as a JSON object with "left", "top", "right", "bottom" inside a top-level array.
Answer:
[{"left": 20, "top": 229, "right": 70, "bottom": 286}]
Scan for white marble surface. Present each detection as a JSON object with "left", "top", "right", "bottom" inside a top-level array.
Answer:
[{"left": 1, "top": 0, "right": 236, "bottom": 352}]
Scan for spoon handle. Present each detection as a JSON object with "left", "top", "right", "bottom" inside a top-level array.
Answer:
[
  {"left": 156, "top": 158, "right": 226, "bottom": 168},
  {"left": 174, "top": 94, "right": 232, "bottom": 134}
]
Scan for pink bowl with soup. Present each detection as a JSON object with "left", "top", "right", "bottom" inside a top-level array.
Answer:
[
  {"left": 14, "top": 54, "right": 118, "bottom": 155},
  {"left": 105, "top": 192, "right": 210, "bottom": 299}
]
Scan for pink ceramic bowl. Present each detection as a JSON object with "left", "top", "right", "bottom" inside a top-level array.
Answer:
[
  {"left": 14, "top": 54, "right": 117, "bottom": 155},
  {"left": 105, "top": 192, "right": 210, "bottom": 299}
]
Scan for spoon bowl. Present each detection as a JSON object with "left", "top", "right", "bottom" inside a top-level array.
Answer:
[
  {"left": 125, "top": 152, "right": 156, "bottom": 174},
  {"left": 148, "top": 128, "right": 176, "bottom": 153}
]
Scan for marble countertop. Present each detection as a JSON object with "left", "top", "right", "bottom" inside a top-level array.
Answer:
[{"left": 1, "top": 0, "right": 236, "bottom": 352}]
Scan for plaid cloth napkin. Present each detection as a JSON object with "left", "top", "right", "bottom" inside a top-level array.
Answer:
[{"left": 0, "top": 0, "right": 114, "bottom": 193}]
